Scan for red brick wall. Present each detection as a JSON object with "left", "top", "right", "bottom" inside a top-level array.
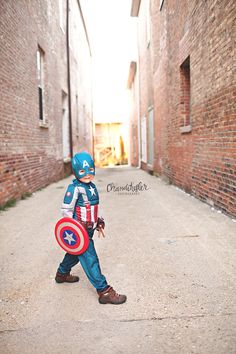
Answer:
[
  {"left": 0, "top": 1, "right": 93, "bottom": 207},
  {"left": 0, "top": 153, "right": 64, "bottom": 204},
  {"left": 150, "top": 0, "right": 171, "bottom": 176},
  {"left": 139, "top": 0, "right": 236, "bottom": 217}
]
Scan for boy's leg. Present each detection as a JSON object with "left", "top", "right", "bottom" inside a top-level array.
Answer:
[
  {"left": 55, "top": 232, "right": 126, "bottom": 303},
  {"left": 78, "top": 238, "right": 108, "bottom": 291},
  {"left": 78, "top": 237, "right": 126, "bottom": 304},
  {"left": 55, "top": 253, "right": 80, "bottom": 283}
]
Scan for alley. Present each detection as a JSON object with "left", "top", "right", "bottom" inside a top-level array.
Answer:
[{"left": 0, "top": 166, "right": 236, "bottom": 354}]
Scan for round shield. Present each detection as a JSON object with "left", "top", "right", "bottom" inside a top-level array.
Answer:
[{"left": 54, "top": 217, "right": 89, "bottom": 255}]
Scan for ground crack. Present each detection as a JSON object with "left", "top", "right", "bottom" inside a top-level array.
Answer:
[
  {"left": 1, "top": 313, "right": 235, "bottom": 333},
  {"left": 117, "top": 312, "right": 236, "bottom": 323}
]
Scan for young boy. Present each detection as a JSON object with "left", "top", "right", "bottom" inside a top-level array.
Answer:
[{"left": 55, "top": 151, "right": 126, "bottom": 305}]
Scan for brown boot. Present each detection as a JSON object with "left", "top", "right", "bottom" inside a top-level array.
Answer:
[
  {"left": 98, "top": 286, "right": 127, "bottom": 305},
  {"left": 55, "top": 271, "right": 79, "bottom": 283}
]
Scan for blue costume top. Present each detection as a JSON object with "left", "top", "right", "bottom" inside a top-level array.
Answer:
[{"left": 61, "top": 179, "right": 99, "bottom": 225}]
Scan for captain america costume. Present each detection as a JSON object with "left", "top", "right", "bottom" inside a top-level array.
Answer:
[
  {"left": 57, "top": 155, "right": 108, "bottom": 291},
  {"left": 62, "top": 179, "right": 99, "bottom": 226}
]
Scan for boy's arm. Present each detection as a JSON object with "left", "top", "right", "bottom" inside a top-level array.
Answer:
[{"left": 61, "top": 184, "right": 79, "bottom": 218}]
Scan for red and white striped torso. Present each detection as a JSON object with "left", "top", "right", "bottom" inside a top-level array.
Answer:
[{"left": 75, "top": 204, "right": 98, "bottom": 223}]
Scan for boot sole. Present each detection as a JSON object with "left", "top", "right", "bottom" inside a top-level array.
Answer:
[
  {"left": 55, "top": 278, "right": 79, "bottom": 283},
  {"left": 99, "top": 298, "right": 127, "bottom": 305}
]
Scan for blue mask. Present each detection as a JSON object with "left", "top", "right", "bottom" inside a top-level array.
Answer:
[{"left": 71, "top": 152, "right": 95, "bottom": 179}]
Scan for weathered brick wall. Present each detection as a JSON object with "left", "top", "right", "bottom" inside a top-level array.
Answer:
[
  {"left": 189, "top": 1, "right": 235, "bottom": 216},
  {"left": 139, "top": 0, "right": 236, "bottom": 216},
  {"left": 150, "top": 0, "right": 173, "bottom": 176},
  {"left": 0, "top": 0, "right": 93, "bottom": 207},
  {"left": 152, "top": 0, "right": 236, "bottom": 216}
]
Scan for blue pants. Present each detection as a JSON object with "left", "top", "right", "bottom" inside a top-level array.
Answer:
[{"left": 57, "top": 229, "right": 108, "bottom": 292}]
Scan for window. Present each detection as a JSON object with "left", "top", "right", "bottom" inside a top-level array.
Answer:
[
  {"left": 132, "top": 124, "right": 137, "bottom": 160},
  {"left": 148, "top": 107, "right": 154, "bottom": 166},
  {"left": 37, "top": 46, "right": 45, "bottom": 123},
  {"left": 141, "top": 116, "right": 147, "bottom": 163},
  {"left": 180, "top": 56, "right": 191, "bottom": 133}
]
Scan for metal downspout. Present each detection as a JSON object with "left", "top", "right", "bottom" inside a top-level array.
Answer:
[{"left": 66, "top": 0, "right": 73, "bottom": 160}]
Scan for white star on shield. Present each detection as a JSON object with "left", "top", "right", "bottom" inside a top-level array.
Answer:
[{"left": 64, "top": 231, "right": 76, "bottom": 245}]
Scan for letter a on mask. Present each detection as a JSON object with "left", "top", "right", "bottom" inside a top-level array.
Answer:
[{"left": 83, "top": 160, "right": 90, "bottom": 168}]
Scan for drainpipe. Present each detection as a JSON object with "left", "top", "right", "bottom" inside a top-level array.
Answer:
[
  {"left": 76, "top": 0, "right": 92, "bottom": 56},
  {"left": 66, "top": 0, "right": 73, "bottom": 160},
  {"left": 76, "top": 0, "right": 93, "bottom": 156}
]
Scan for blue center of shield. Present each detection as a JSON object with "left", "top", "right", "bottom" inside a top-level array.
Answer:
[{"left": 62, "top": 230, "right": 77, "bottom": 246}]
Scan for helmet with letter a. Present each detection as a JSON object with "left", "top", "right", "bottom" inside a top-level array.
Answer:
[{"left": 71, "top": 151, "right": 95, "bottom": 179}]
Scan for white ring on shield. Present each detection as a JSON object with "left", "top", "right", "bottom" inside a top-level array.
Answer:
[{"left": 57, "top": 222, "right": 85, "bottom": 254}]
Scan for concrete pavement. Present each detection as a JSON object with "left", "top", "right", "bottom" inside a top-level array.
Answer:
[{"left": 0, "top": 166, "right": 236, "bottom": 354}]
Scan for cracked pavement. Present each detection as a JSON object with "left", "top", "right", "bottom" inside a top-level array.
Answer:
[{"left": 0, "top": 166, "right": 236, "bottom": 353}]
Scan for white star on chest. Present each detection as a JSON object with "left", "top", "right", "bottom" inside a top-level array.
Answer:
[
  {"left": 88, "top": 186, "right": 96, "bottom": 196},
  {"left": 64, "top": 231, "right": 75, "bottom": 245}
]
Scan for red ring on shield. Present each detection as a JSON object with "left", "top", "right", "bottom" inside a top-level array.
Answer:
[{"left": 55, "top": 217, "right": 89, "bottom": 255}]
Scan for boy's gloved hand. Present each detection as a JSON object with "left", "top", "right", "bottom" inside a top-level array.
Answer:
[{"left": 96, "top": 217, "right": 105, "bottom": 238}]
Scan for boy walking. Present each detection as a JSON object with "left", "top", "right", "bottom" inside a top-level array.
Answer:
[{"left": 55, "top": 152, "right": 126, "bottom": 305}]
